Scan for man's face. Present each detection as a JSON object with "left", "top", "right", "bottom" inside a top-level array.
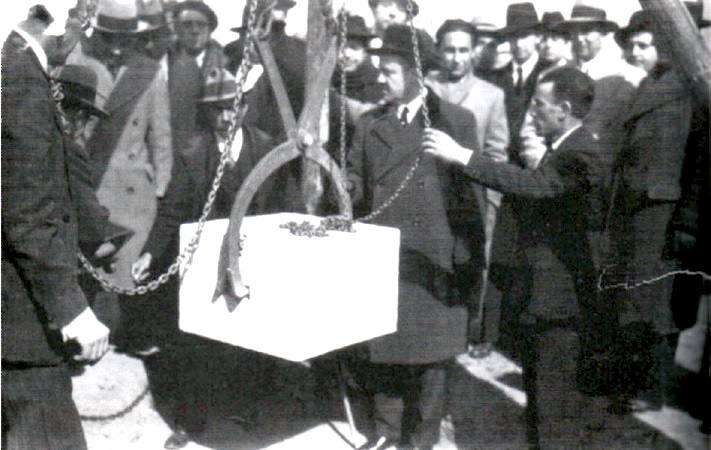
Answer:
[
  {"left": 371, "top": 0, "right": 408, "bottom": 34},
  {"left": 377, "top": 55, "right": 415, "bottom": 104},
  {"left": 626, "top": 31, "right": 658, "bottom": 73},
  {"left": 63, "top": 105, "right": 92, "bottom": 145},
  {"left": 95, "top": 31, "right": 134, "bottom": 67},
  {"left": 175, "top": 9, "right": 211, "bottom": 55},
  {"left": 539, "top": 32, "right": 569, "bottom": 64},
  {"left": 341, "top": 39, "right": 368, "bottom": 73},
  {"left": 572, "top": 27, "right": 604, "bottom": 62},
  {"left": 530, "top": 81, "right": 564, "bottom": 139},
  {"left": 208, "top": 103, "right": 237, "bottom": 139},
  {"left": 509, "top": 32, "right": 539, "bottom": 64},
  {"left": 439, "top": 30, "right": 475, "bottom": 81}
]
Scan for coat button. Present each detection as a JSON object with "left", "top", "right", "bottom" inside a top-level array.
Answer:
[
  {"left": 417, "top": 178, "right": 425, "bottom": 188},
  {"left": 413, "top": 218, "right": 421, "bottom": 227},
  {"left": 128, "top": 153, "right": 136, "bottom": 160},
  {"left": 126, "top": 186, "right": 135, "bottom": 194},
  {"left": 62, "top": 214, "right": 71, "bottom": 223},
  {"left": 132, "top": 118, "right": 139, "bottom": 126}
]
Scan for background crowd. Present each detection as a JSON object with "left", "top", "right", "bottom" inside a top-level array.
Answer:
[{"left": 2, "top": 0, "right": 709, "bottom": 449}]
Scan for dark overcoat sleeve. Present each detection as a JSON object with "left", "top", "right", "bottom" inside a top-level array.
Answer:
[{"left": 1, "top": 48, "right": 87, "bottom": 327}]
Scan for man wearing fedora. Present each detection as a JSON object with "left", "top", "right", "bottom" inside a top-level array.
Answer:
[
  {"left": 2, "top": 13, "right": 110, "bottom": 450},
  {"left": 518, "top": 11, "right": 572, "bottom": 170},
  {"left": 132, "top": 69, "right": 278, "bottom": 449},
  {"left": 346, "top": 23, "right": 484, "bottom": 450},
  {"left": 607, "top": 8, "right": 694, "bottom": 413},
  {"left": 66, "top": 0, "right": 173, "bottom": 354}
]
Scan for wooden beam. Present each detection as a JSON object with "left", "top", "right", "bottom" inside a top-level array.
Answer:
[{"left": 639, "top": 0, "right": 711, "bottom": 103}]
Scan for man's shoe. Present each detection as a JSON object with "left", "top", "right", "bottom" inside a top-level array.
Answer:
[{"left": 164, "top": 427, "right": 191, "bottom": 449}]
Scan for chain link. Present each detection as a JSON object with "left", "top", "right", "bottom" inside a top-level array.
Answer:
[
  {"left": 337, "top": 6, "right": 349, "bottom": 172},
  {"left": 357, "top": 0, "right": 430, "bottom": 223},
  {"left": 78, "top": 0, "right": 261, "bottom": 295}
]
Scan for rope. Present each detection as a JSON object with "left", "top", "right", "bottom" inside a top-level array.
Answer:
[{"left": 598, "top": 268, "right": 711, "bottom": 292}]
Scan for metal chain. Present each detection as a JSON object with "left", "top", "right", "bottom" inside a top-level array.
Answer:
[
  {"left": 78, "top": 0, "right": 261, "bottom": 295},
  {"left": 79, "top": 384, "right": 151, "bottom": 422},
  {"left": 357, "top": 0, "right": 430, "bottom": 223}
]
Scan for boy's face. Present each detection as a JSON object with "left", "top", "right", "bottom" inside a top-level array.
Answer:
[{"left": 371, "top": 0, "right": 409, "bottom": 34}]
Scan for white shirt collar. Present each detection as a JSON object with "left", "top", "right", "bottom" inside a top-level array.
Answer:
[
  {"left": 196, "top": 50, "right": 206, "bottom": 68},
  {"left": 512, "top": 52, "right": 539, "bottom": 84},
  {"left": 13, "top": 26, "right": 48, "bottom": 72},
  {"left": 397, "top": 94, "right": 424, "bottom": 125},
  {"left": 551, "top": 124, "right": 582, "bottom": 151}
]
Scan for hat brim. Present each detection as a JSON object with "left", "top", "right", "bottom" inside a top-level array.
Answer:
[
  {"left": 66, "top": 97, "right": 108, "bottom": 118},
  {"left": 368, "top": 46, "right": 412, "bottom": 60},
  {"left": 555, "top": 19, "right": 618, "bottom": 33},
  {"left": 498, "top": 23, "right": 540, "bottom": 36},
  {"left": 92, "top": 18, "right": 157, "bottom": 34},
  {"left": 173, "top": 1, "right": 218, "bottom": 32}
]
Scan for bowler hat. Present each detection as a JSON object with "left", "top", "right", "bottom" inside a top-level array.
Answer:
[
  {"left": 536, "top": 11, "right": 567, "bottom": 35},
  {"left": 499, "top": 3, "right": 540, "bottom": 36},
  {"left": 200, "top": 68, "right": 237, "bottom": 103},
  {"left": 230, "top": 0, "right": 297, "bottom": 33},
  {"left": 555, "top": 5, "right": 618, "bottom": 33},
  {"left": 345, "top": 15, "right": 376, "bottom": 41},
  {"left": 614, "top": 10, "right": 655, "bottom": 47},
  {"left": 56, "top": 65, "right": 108, "bottom": 118},
  {"left": 173, "top": 0, "right": 218, "bottom": 32},
  {"left": 367, "top": 0, "right": 419, "bottom": 18},
  {"left": 92, "top": 0, "right": 155, "bottom": 33},
  {"left": 369, "top": 24, "right": 438, "bottom": 71}
]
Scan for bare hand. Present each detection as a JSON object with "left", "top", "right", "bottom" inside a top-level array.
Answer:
[
  {"left": 94, "top": 242, "right": 117, "bottom": 259},
  {"left": 62, "top": 308, "right": 110, "bottom": 362},
  {"left": 422, "top": 128, "right": 473, "bottom": 166},
  {"left": 131, "top": 253, "right": 152, "bottom": 284}
]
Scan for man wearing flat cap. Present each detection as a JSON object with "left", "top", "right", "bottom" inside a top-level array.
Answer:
[{"left": 347, "top": 23, "right": 484, "bottom": 450}]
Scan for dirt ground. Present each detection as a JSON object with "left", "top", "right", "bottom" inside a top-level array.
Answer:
[{"left": 71, "top": 339, "right": 710, "bottom": 450}]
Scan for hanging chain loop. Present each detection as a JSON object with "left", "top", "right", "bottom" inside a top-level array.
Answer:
[{"left": 78, "top": 0, "right": 261, "bottom": 295}]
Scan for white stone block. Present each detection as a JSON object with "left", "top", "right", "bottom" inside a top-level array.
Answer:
[{"left": 179, "top": 213, "right": 400, "bottom": 362}]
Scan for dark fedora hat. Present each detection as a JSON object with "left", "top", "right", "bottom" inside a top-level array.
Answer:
[
  {"left": 56, "top": 65, "right": 108, "bottom": 118},
  {"left": 614, "top": 10, "right": 655, "bottom": 47},
  {"left": 499, "top": 2, "right": 540, "bottom": 36},
  {"left": 174, "top": 0, "right": 218, "bottom": 32},
  {"left": 367, "top": 0, "right": 419, "bottom": 18},
  {"left": 230, "top": 0, "right": 297, "bottom": 33},
  {"left": 556, "top": 5, "right": 618, "bottom": 33},
  {"left": 369, "top": 24, "right": 438, "bottom": 71},
  {"left": 536, "top": 11, "right": 566, "bottom": 34},
  {"left": 345, "top": 15, "right": 376, "bottom": 41}
]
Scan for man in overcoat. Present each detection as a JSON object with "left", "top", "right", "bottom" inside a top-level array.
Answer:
[
  {"left": 2, "top": 15, "right": 110, "bottom": 450},
  {"left": 66, "top": 0, "right": 173, "bottom": 352},
  {"left": 423, "top": 67, "right": 610, "bottom": 448},
  {"left": 347, "top": 24, "right": 484, "bottom": 450}
]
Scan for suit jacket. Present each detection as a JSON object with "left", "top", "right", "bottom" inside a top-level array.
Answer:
[
  {"left": 486, "top": 57, "right": 550, "bottom": 165},
  {"left": 347, "top": 92, "right": 485, "bottom": 364},
  {"left": 1, "top": 31, "right": 88, "bottom": 364},
  {"left": 463, "top": 126, "right": 606, "bottom": 321},
  {"left": 142, "top": 125, "right": 278, "bottom": 265},
  {"left": 619, "top": 67, "right": 693, "bottom": 201}
]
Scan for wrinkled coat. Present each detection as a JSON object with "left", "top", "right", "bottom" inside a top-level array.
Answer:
[
  {"left": 1, "top": 32, "right": 88, "bottom": 364},
  {"left": 347, "top": 93, "right": 485, "bottom": 364},
  {"left": 69, "top": 47, "right": 173, "bottom": 288}
]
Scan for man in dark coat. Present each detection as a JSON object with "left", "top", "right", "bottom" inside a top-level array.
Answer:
[
  {"left": 1, "top": 17, "right": 110, "bottom": 450},
  {"left": 424, "top": 67, "right": 610, "bottom": 448},
  {"left": 347, "top": 24, "right": 484, "bottom": 450},
  {"left": 131, "top": 69, "right": 278, "bottom": 450}
]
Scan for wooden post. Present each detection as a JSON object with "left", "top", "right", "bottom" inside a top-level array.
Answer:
[{"left": 639, "top": 0, "right": 711, "bottom": 103}]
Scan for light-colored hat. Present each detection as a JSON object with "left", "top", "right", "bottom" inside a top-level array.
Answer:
[
  {"left": 92, "top": 0, "right": 155, "bottom": 33},
  {"left": 200, "top": 68, "right": 237, "bottom": 103},
  {"left": 136, "top": 0, "right": 167, "bottom": 30}
]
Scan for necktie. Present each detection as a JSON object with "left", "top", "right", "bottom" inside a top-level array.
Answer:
[
  {"left": 399, "top": 106, "right": 409, "bottom": 126},
  {"left": 515, "top": 66, "right": 524, "bottom": 94}
]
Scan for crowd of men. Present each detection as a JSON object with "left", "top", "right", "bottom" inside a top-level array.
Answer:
[{"left": 2, "top": 0, "right": 709, "bottom": 449}]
